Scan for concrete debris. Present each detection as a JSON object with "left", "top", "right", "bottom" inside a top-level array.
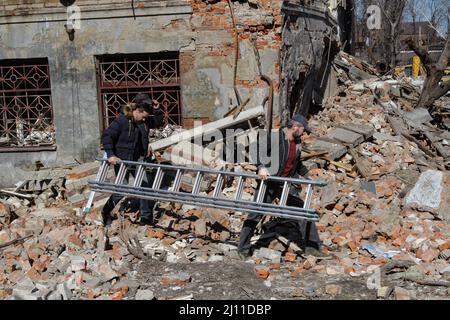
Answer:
[
  {"left": 394, "top": 287, "right": 416, "bottom": 300},
  {"left": 254, "top": 247, "right": 282, "bottom": 263},
  {"left": 405, "top": 170, "right": 444, "bottom": 210},
  {"left": 308, "top": 139, "right": 348, "bottom": 161},
  {"left": 377, "top": 286, "right": 392, "bottom": 299},
  {"left": 149, "top": 124, "right": 184, "bottom": 143},
  {"left": 327, "top": 128, "right": 365, "bottom": 147},
  {"left": 149, "top": 106, "right": 265, "bottom": 151},
  {"left": 160, "top": 272, "right": 191, "bottom": 286},
  {"left": 135, "top": 289, "right": 154, "bottom": 300},
  {"left": 403, "top": 108, "right": 433, "bottom": 127},
  {"left": 325, "top": 284, "right": 342, "bottom": 296},
  {"left": 338, "top": 123, "right": 375, "bottom": 140},
  {"left": 166, "top": 141, "right": 228, "bottom": 169}
]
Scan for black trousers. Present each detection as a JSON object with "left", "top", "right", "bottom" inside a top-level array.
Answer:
[
  {"left": 238, "top": 182, "right": 322, "bottom": 252},
  {"left": 101, "top": 164, "right": 155, "bottom": 220}
]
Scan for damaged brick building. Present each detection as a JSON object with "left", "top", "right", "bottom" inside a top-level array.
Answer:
[{"left": 0, "top": 0, "right": 353, "bottom": 186}]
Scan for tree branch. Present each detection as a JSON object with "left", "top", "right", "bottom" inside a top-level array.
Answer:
[
  {"left": 432, "top": 81, "right": 450, "bottom": 100},
  {"left": 436, "top": 27, "right": 450, "bottom": 71},
  {"left": 406, "top": 38, "right": 432, "bottom": 73},
  {"left": 0, "top": 235, "right": 33, "bottom": 250}
]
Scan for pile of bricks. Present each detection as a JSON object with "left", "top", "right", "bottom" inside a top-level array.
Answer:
[{"left": 1, "top": 61, "right": 449, "bottom": 301}]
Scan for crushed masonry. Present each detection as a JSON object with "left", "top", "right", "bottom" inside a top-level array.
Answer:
[{"left": 0, "top": 43, "right": 449, "bottom": 301}]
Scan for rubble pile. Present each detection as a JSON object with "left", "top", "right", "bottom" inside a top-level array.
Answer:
[
  {"left": 0, "top": 54, "right": 449, "bottom": 300},
  {"left": 148, "top": 124, "right": 184, "bottom": 143},
  {"left": 298, "top": 60, "right": 450, "bottom": 298},
  {"left": 0, "top": 162, "right": 263, "bottom": 300}
]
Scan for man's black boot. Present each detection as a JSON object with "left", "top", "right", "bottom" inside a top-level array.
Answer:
[
  {"left": 138, "top": 215, "right": 154, "bottom": 226},
  {"left": 238, "top": 249, "right": 251, "bottom": 261},
  {"left": 101, "top": 210, "right": 112, "bottom": 226},
  {"left": 304, "top": 247, "right": 332, "bottom": 260}
]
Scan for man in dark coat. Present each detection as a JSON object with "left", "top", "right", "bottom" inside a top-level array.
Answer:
[
  {"left": 100, "top": 93, "right": 164, "bottom": 226},
  {"left": 238, "top": 114, "right": 331, "bottom": 260}
]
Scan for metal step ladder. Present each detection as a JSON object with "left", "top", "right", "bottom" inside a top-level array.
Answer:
[{"left": 88, "top": 158, "right": 327, "bottom": 222}]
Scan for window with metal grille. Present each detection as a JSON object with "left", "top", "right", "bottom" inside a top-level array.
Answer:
[
  {"left": 0, "top": 58, "right": 55, "bottom": 151},
  {"left": 95, "top": 52, "right": 181, "bottom": 131}
]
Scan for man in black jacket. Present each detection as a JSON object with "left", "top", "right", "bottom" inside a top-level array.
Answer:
[
  {"left": 238, "top": 114, "right": 330, "bottom": 260},
  {"left": 100, "top": 93, "right": 164, "bottom": 226}
]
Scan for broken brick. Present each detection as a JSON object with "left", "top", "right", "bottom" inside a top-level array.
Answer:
[
  {"left": 160, "top": 273, "right": 191, "bottom": 286},
  {"left": 416, "top": 248, "right": 440, "bottom": 263},
  {"left": 325, "top": 284, "right": 342, "bottom": 296},
  {"left": 284, "top": 252, "right": 297, "bottom": 262},
  {"left": 254, "top": 266, "right": 270, "bottom": 280},
  {"left": 394, "top": 287, "right": 414, "bottom": 300},
  {"left": 146, "top": 228, "right": 165, "bottom": 239}
]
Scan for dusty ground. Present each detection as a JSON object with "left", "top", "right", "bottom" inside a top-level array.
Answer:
[{"left": 132, "top": 254, "right": 450, "bottom": 300}]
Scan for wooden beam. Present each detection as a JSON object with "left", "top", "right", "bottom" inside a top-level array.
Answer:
[
  {"left": 348, "top": 148, "right": 371, "bottom": 178},
  {"left": 149, "top": 106, "right": 265, "bottom": 151}
]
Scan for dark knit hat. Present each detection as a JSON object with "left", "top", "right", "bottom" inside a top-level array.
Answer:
[{"left": 290, "top": 114, "right": 311, "bottom": 133}]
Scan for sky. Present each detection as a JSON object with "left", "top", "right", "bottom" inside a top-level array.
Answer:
[
  {"left": 402, "top": 0, "right": 449, "bottom": 36},
  {"left": 355, "top": 0, "right": 449, "bottom": 37}
]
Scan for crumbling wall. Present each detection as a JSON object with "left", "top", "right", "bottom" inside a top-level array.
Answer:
[
  {"left": 0, "top": 1, "right": 195, "bottom": 187},
  {"left": 0, "top": 0, "right": 343, "bottom": 186},
  {"left": 181, "top": 0, "right": 283, "bottom": 124},
  {"left": 0, "top": 0, "right": 284, "bottom": 186},
  {"left": 279, "top": 0, "right": 340, "bottom": 123}
]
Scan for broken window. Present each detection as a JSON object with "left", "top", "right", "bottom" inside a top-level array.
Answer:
[
  {"left": 0, "top": 58, "right": 55, "bottom": 150},
  {"left": 95, "top": 52, "right": 181, "bottom": 130}
]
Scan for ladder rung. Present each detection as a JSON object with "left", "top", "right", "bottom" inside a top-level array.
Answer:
[
  {"left": 192, "top": 172, "right": 203, "bottom": 194},
  {"left": 235, "top": 176, "right": 245, "bottom": 200},
  {"left": 152, "top": 168, "right": 164, "bottom": 189},
  {"left": 133, "top": 165, "right": 145, "bottom": 187},
  {"left": 303, "top": 184, "right": 313, "bottom": 209},
  {"left": 172, "top": 169, "right": 183, "bottom": 192},
  {"left": 256, "top": 180, "right": 267, "bottom": 203},
  {"left": 114, "top": 163, "right": 127, "bottom": 184},
  {"left": 213, "top": 174, "right": 224, "bottom": 198},
  {"left": 156, "top": 170, "right": 164, "bottom": 189},
  {"left": 280, "top": 181, "right": 290, "bottom": 206},
  {"left": 97, "top": 161, "right": 109, "bottom": 182}
]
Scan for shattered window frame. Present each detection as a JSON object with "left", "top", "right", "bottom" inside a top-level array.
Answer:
[
  {"left": 95, "top": 52, "right": 182, "bottom": 131},
  {"left": 0, "top": 58, "right": 56, "bottom": 151}
]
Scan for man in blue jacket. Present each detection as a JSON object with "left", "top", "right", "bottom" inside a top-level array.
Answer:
[
  {"left": 238, "top": 114, "right": 331, "bottom": 260},
  {"left": 100, "top": 93, "right": 164, "bottom": 226}
]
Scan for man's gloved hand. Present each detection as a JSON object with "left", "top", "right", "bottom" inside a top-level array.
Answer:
[
  {"left": 144, "top": 147, "right": 157, "bottom": 163},
  {"left": 147, "top": 147, "right": 154, "bottom": 158},
  {"left": 107, "top": 156, "right": 121, "bottom": 165},
  {"left": 258, "top": 167, "right": 270, "bottom": 180}
]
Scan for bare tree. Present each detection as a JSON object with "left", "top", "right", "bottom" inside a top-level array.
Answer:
[
  {"left": 355, "top": 0, "right": 371, "bottom": 23},
  {"left": 380, "top": 0, "right": 408, "bottom": 69},
  {"left": 354, "top": 0, "right": 407, "bottom": 71},
  {"left": 353, "top": 0, "right": 371, "bottom": 58},
  {"left": 406, "top": 0, "right": 450, "bottom": 44},
  {"left": 404, "top": 0, "right": 423, "bottom": 38},
  {"left": 425, "top": 0, "right": 449, "bottom": 39}
]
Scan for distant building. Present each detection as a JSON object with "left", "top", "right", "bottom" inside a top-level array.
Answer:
[
  {"left": 354, "top": 20, "right": 446, "bottom": 67},
  {"left": 399, "top": 21, "right": 442, "bottom": 50},
  {"left": 398, "top": 21, "right": 446, "bottom": 66}
]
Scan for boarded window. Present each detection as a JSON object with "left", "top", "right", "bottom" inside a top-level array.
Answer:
[
  {"left": 0, "top": 58, "right": 55, "bottom": 150},
  {"left": 95, "top": 52, "right": 181, "bottom": 130}
]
